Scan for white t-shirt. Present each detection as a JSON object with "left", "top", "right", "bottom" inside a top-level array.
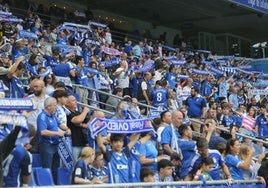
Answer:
[{"left": 116, "top": 67, "right": 129, "bottom": 88}]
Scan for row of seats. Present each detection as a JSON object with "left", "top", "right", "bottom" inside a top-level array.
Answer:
[
  {"left": 31, "top": 154, "right": 71, "bottom": 186},
  {"left": 29, "top": 167, "right": 71, "bottom": 186}
]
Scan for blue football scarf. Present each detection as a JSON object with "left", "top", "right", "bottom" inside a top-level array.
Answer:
[
  {"left": 207, "top": 66, "right": 224, "bottom": 75},
  {"left": 191, "top": 68, "right": 210, "bottom": 75},
  {"left": 58, "top": 136, "right": 74, "bottom": 170},
  {"left": 19, "top": 30, "right": 38, "bottom": 40},
  {"left": 89, "top": 21, "right": 107, "bottom": 28},
  {"left": 219, "top": 66, "right": 237, "bottom": 74},
  {"left": 84, "top": 39, "right": 101, "bottom": 47},
  {"left": 139, "top": 59, "right": 154, "bottom": 72},
  {"left": 99, "top": 58, "right": 120, "bottom": 68},
  {"left": 162, "top": 45, "right": 177, "bottom": 52},
  {"left": 89, "top": 118, "right": 156, "bottom": 138},
  {"left": 84, "top": 67, "right": 99, "bottom": 75},
  {"left": 197, "top": 50, "right": 211, "bottom": 54},
  {"left": 0, "top": 17, "right": 22, "bottom": 23},
  {"left": 148, "top": 110, "right": 162, "bottom": 119},
  {"left": 101, "top": 46, "right": 121, "bottom": 56},
  {"left": 0, "top": 98, "right": 34, "bottom": 111},
  {"left": 165, "top": 56, "right": 187, "bottom": 65},
  {"left": 0, "top": 111, "right": 29, "bottom": 144}
]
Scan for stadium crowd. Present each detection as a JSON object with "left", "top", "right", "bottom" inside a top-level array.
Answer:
[{"left": 0, "top": 1, "right": 268, "bottom": 187}]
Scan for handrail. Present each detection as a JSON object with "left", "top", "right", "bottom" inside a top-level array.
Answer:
[
  {"left": 190, "top": 118, "right": 268, "bottom": 145},
  {"left": 72, "top": 84, "right": 158, "bottom": 110},
  {"left": 77, "top": 101, "right": 114, "bottom": 116}
]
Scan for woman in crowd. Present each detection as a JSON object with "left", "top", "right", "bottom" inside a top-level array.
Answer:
[
  {"left": 238, "top": 143, "right": 266, "bottom": 183},
  {"left": 71, "top": 146, "right": 105, "bottom": 184},
  {"left": 224, "top": 138, "right": 254, "bottom": 180}
]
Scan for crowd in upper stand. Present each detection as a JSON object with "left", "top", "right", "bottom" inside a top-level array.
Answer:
[{"left": 0, "top": 0, "right": 268, "bottom": 187}]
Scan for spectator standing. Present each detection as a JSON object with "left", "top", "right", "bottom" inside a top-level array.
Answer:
[
  {"left": 65, "top": 95, "right": 90, "bottom": 160},
  {"left": 137, "top": 72, "right": 152, "bottom": 113},
  {"left": 113, "top": 53, "right": 130, "bottom": 96},
  {"left": 161, "top": 110, "right": 184, "bottom": 157},
  {"left": 255, "top": 104, "right": 268, "bottom": 139},
  {"left": 97, "top": 133, "right": 139, "bottom": 183},
  {"left": 37, "top": 97, "right": 70, "bottom": 182}
]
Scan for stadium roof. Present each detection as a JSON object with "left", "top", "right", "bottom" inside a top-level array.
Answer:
[{"left": 87, "top": 0, "right": 268, "bottom": 42}]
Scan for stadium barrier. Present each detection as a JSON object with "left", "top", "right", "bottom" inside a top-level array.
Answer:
[{"left": 35, "top": 179, "right": 264, "bottom": 188}]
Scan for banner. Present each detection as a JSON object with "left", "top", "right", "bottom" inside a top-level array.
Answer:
[
  {"left": 0, "top": 98, "right": 34, "bottom": 111},
  {"left": 229, "top": 0, "right": 268, "bottom": 14},
  {"left": 58, "top": 137, "right": 74, "bottom": 170},
  {"left": 88, "top": 118, "right": 155, "bottom": 138}
]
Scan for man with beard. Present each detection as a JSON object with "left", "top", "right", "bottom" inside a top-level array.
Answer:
[
  {"left": 26, "top": 79, "right": 49, "bottom": 130},
  {"left": 185, "top": 86, "right": 206, "bottom": 132}
]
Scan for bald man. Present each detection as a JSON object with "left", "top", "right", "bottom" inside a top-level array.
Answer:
[
  {"left": 66, "top": 95, "right": 90, "bottom": 160},
  {"left": 161, "top": 110, "right": 184, "bottom": 157},
  {"left": 26, "top": 79, "right": 49, "bottom": 130}
]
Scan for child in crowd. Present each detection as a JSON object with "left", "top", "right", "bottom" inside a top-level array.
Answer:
[
  {"left": 97, "top": 133, "right": 139, "bottom": 183},
  {"left": 193, "top": 157, "right": 214, "bottom": 181}
]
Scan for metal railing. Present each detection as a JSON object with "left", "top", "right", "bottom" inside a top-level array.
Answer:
[
  {"left": 72, "top": 83, "right": 158, "bottom": 110},
  {"left": 190, "top": 118, "right": 268, "bottom": 145},
  {"left": 30, "top": 179, "right": 263, "bottom": 188}
]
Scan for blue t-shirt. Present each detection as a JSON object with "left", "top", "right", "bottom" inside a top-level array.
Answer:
[
  {"left": 52, "top": 63, "right": 71, "bottom": 77},
  {"left": 3, "top": 144, "right": 32, "bottom": 187},
  {"left": 37, "top": 110, "right": 60, "bottom": 144},
  {"left": 150, "top": 87, "right": 169, "bottom": 109},
  {"left": 255, "top": 114, "right": 268, "bottom": 138},
  {"left": 71, "top": 159, "right": 93, "bottom": 184},
  {"left": 128, "top": 142, "right": 142, "bottom": 182},
  {"left": 165, "top": 72, "right": 176, "bottom": 90},
  {"left": 177, "top": 139, "right": 196, "bottom": 179},
  {"left": 189, "top": 149, "right": 224, "bottom": 180},
  {"left": 139, "top": 140, "right": 158, "bottom": 172},
  {"left": 186, "top": 95, "right": 206, "bottom": 118},
  {"left": 43, "top": 54, "right": 60, "bottom": 67},
  {"left": 201, "top": 80, "right": 213, "bottom": 97},
  {"left": 161, "top": 125, "right": 180, "bottom": 155},
  {"left": 224, "top": 154, "right": 244, "bottom": 180},
  {"left": 105, "top": 147, "right": 130, "bottom": 183}
]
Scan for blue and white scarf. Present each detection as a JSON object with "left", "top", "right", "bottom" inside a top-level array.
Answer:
[{"left": 89, "top": 118, "right": 155, "bottom": 138}]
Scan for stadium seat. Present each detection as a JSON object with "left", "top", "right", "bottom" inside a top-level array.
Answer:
[
  {"left": 57, "top": 167, "right": 71, "bottom": 185},
  {"left": 32, "top": 153, "right": 42, "bottom": 168},
  {"left": 28, "top": 170, "right": 36, "bottom": 187},
  {"left": 34, "top": 168, "right": 55, "bottom": 186}
]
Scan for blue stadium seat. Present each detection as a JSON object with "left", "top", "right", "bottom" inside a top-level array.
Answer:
[
  {"left": 32, "top": 153, "right": 42, "bottom": 168},
  {"left": 28, "top": 170, "right": 36, "bottom": 187},
  {"left": 34, "top": 168, "right": 55, "bottom": 186},
  {"left": 57, "top": 167, "right": 71, "bottom": 185}
]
